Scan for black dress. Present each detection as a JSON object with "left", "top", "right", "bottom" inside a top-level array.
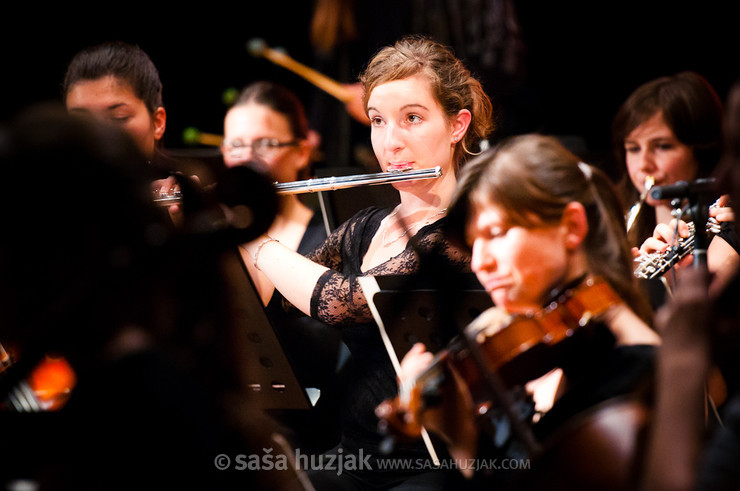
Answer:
[{"left": 717, "top": 221, "right": 739, "bottom": 255}]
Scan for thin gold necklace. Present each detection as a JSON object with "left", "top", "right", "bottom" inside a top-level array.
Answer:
[{"left": 381, "top": 206, "right": 448, "bottom": 247}]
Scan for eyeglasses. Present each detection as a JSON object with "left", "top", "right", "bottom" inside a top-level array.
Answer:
[{"left": 221, "top": 137, "right": 300, "bottom": 160}]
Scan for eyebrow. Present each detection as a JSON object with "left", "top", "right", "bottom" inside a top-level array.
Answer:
[
  {"left": 366, "top": 103, "right": 430, "bottom": 113},
  {"left": 625, "top": 134, "right": 676, "bottom": 144},
  {"left": 401, "top": 103, "right": 428, "bottom": 111},
  {"left": 68, "top": 102, "right": 130, "bottom": 113},
  {"left": 106, "top": 103, "right": 129, "bottom": 111}
]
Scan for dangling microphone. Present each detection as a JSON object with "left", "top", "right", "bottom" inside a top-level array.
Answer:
[
  {"left": 650, "top": 177, "right": 717, "bottom": 201},
  {"left": 173, "top": 162, "right": 278, "bottom": 249},
  {"left": 214, "top": 163, "right": 278, "bottom": 241}
]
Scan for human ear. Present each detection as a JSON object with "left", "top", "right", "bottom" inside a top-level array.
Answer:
[
  {"left": 561, "top": 201, "right": 589, "bottom": 250},
  {"left": 451, "top": 109, "right": 472, "bottom": 143},
  {"left": 152, "top": 107, "right": 167, "bottom": 141}
]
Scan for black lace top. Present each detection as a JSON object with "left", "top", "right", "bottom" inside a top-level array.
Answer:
[
  {"left": 306, "top": 206, "right": 470, "bottom": 325},
  {"left": 297, "top": 206, "right": 470, "bottom": 458},
  {"left": 718, "top": 221, "right": 739, "bottom": 254}
]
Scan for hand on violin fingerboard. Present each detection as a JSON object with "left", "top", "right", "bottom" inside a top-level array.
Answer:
[
  {"left": 379, "top": 344, "right": 480, "bottom": 473},
  {"left": 397, "top": 343, "right": 433, "bottom": 389}
]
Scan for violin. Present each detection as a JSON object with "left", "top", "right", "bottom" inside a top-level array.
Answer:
[
  {"left": 379, "top": 276, "right": 623, "bottom": 443},
  {"left": 0, "top": 343, "right": 76, "bottom": 412},
  {"left": 516, "top": 395, "right": 651, "bottom": 491}
]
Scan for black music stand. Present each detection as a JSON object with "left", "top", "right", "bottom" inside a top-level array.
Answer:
[
  {"left": 365, "top": 273, "right": 494, "bottom": 362},
  {"left": 359, "top": 272, "right": 493, "bottom": 463},
  {"left": 221, "top": 249, "right": 311, "bottom": 410}
]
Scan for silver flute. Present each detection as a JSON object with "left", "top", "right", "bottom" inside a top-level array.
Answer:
[{"left": 153, "top": 167, "right": 443, "bottom": 206}]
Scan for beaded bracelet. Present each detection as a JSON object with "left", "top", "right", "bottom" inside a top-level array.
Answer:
[{"left": 253, "top": 236, "right": 279, "bottom": 271}]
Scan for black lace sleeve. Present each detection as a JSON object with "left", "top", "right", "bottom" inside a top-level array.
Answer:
[{"left": 302, "top": 208, "right": 470, "bottom": 327}]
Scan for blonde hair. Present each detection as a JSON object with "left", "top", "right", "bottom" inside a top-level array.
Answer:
[{"left": 359, "top": 35, "right": 494, "bottom": 168}]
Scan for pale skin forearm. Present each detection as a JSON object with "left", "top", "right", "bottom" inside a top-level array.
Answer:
[
  {"left": 239, "top": 248, "right": 276, "bottom": 306},
  {"left": 641, "top": 268, "right": 711, "bottom": 491},
  {"left": 604, "top": 304, "right": 661, "bottom": 346},
  {"left": 642, "top": 344, "right": 709, "bottom": 491},
  {"left": 707, "top": 236, "right": 739, "bottom": 276},
  {"left": 241, "top": 235, "right": 329, "bottom": 317}
]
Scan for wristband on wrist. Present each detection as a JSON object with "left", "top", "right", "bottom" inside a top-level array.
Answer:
[{"left": 253, "top": 236, "right": 279, "bottom": 271}]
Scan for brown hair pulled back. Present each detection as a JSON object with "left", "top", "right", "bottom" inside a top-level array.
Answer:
[{"left": 359, "top": 35, "right": 494, "bottom": 168}]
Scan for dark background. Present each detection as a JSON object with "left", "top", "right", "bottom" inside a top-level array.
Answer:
[{"left": 2, "top": 1, "right": 737, "bottom": 178}]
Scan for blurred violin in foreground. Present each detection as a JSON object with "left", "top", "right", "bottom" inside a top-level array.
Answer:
[
  {"left": 0, "top": 343, "right": 76, "bottom": 412},
  {"left": 378, "top": 276, "right": 622, "bottom": 443}
]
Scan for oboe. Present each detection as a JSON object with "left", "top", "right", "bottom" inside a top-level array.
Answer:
[{"left": 633, "top": 201, "right": 722, "bottom": 280}]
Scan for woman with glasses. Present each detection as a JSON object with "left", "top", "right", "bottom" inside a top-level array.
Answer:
[
  {"left": 223, "top": 81, "right": 329, "bottom": 305},
  {"left": 240, "top": 35, "right": 494, "bottom": 489},
  {"left": 222, "top": 81, "right": 345, "bottom": 454}
]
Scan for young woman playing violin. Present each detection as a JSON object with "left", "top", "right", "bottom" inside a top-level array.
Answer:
[{"left": 383, "top": 134, "right": 660, "bottom": 489}]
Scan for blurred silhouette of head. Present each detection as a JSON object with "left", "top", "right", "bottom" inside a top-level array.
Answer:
[{"left": 0, "top": 104, "right": 172, "bottom": 362}]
